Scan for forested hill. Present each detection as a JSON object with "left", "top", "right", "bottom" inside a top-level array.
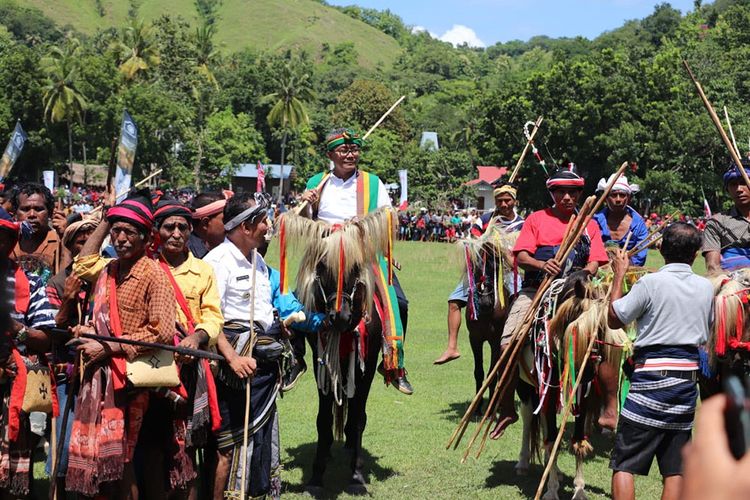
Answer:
[
  {"left": 0, "top": 0, "right": 749, "bottom": 213},
  {"left": 15, "top": 0, "right": 401, "bottom": 68}
]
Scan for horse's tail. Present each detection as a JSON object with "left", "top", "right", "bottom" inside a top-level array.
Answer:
[
  {"left": 529, "top": 410, "right": 543, "bottom": 464},
  {"left": 333, "top": 398, "right": 348, "bottom": 441},
  {"left": 711, "top": 274, "right": 746, "bottom": 362}
]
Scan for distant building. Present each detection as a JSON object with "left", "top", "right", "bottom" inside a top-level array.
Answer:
[
  {"left": 420, "top": 131, "right": 439, "bottom": 151},
  {"left": 464, "top": 166, "right": 508, "bottom": 211},
  {"left": 230, "top": 163, "right": 294, "bottom": 196}
]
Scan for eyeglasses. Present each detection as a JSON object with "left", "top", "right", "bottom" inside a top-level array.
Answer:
[{"left": 335, "top": 147, "right": 361, "bottom": 155}]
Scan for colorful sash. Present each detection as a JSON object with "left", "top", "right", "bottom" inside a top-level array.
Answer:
[
  {"left": 720, "top": 246, "right": 750, "bottom": 271},
  {"left": 308, "top": 170, "right": 405, "bottom": 377}
]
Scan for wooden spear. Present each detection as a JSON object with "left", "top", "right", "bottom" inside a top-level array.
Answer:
[
  {"left": 684, "top": 60, "right": 750, "bottom": 188},
  {"left": 508, "top": 116, "right": 544, "bottom": 184},
  {"left": 292, "top": 95, "right": 406, "bottom": 216}
]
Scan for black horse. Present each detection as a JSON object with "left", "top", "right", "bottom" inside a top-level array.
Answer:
[{"left": 305, "top": 261, "right": 384, "bottom": 495}]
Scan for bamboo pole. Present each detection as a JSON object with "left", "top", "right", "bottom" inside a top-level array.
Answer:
[
  {"left": 115, "top": 168, "right": 163, "bottom": 199},
  {"left": 448, "top": 162, "right": 629, "bottom": 456},
  {"left": 508, "top": 116, "right": 544, "bottom": 184},
  {"left": 684, "top": 60, "right": 750, "bottom": 188},
  {"left": 724, "top": 106, "right": 742, "bottom": 158},
  {"left": 240, "top": 248, "right": 258, "bottom": 499}
]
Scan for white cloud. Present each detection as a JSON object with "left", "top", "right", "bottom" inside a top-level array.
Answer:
[{"left": 439, "top": 24, "right": 485, "bottom": 48}]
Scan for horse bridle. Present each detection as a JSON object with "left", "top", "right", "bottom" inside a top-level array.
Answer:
[{"left": 314, "top": 274, "right": 365, "bottom": 315}]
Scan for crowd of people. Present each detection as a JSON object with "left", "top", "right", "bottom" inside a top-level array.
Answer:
[{"left": 0, "top": 125, "right": 749, "bottom": 499}]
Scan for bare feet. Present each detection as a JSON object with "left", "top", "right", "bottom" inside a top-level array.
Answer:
[
  {"left": 433, "top": 349, "right": 460, "bottom": 365},
  {"left": 490, "top": 412, "right": 518, "bottom": 440},
  {"left": 597, "top": 409, "right": 618, "bottom": 431}
]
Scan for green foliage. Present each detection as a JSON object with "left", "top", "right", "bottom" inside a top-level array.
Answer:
[
  {"left": 332, "top": 79, "right": 408, "bottom": 139},
  {"left": 0, "top": 0, "right": 61, "bottom": 45},
  {"left": 201, "top": 107, "right": 266, "bottom": 185}
]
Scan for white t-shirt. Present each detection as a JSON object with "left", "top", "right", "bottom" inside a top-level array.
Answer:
[
  {"left": 316, "top": 170, "right": 392, "bottom": 224},
  {"left": 204, "top": 238, "right": 274, "bottom": 330}
]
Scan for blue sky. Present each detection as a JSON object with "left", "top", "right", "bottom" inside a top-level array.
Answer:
[{"left": 327, "top": 0, "right": 699, "bottom": 47}]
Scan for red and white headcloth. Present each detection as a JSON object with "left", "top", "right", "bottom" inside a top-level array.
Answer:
[{"left": 596, "top": 173, "right": 639, "bottom": 195}]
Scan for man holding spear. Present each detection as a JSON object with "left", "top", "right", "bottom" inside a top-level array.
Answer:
[
  {"left": 66, "top": 191, "right": 179, "bottom": 497},
  {"left": 297, "top": 127, "right": 414, "bottom": 394},
  {"left": 491, "top": 163, "right": 610, "bottom": 439}
]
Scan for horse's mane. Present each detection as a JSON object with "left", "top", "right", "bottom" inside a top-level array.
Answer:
[
  {"left": 458, "top": 216, "right": 518, "bottom": 272},
  {"left": 280, "top": 208, "right": 395, "bottom": 312},
  {"left": 707, "top": 269, "right": 750, "bottom": 367}
]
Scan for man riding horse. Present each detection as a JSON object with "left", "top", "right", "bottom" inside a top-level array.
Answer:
[
  {"left": 299, "top": 127, "right": 413, "bottom": 394},
  {"left": 434, "top": 181, "right": 524, "bottom": 366},
  {"left": 491, "top": 163, "right": 610, "bottom": 439}
]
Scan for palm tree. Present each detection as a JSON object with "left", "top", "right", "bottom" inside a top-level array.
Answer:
[
  {"left": 263, "top": 61, "right": 315, "bottom": 203},
  {"left": 194, "top": 24, "right": 220, "bottom": 88},
  {"left": 41, "top": 37, "right": 88, "bottom": 173},
  {"left": 115, "top": 19, "right": 160, "bottom": 80}
]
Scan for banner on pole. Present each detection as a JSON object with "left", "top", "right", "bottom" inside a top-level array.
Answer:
[
  {"left": 398, "top": 169, "right": 408, "bottom": 210},
  {"left": 42, "top": 170, "right": 54, "bottom": 192},
  {"left": 0, "top": 121, "right": 27, "bottom": 181},
  {"left": 114, "top": 110, "right": 138, "bottom": 203}
]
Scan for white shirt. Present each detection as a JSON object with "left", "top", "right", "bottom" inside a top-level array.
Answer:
[
  {"left": 204, "top": 238, "right": 274, "bottom": 330},
  {"left": 317, "top": 170, "right": 391, "bottom": 224}
]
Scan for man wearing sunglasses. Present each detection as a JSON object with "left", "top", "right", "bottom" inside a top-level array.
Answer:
[{"left": 593, "top": 173, "right": 649, "bottom": 266}]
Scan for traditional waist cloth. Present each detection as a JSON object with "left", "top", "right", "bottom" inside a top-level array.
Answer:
[
  {"left": 216, "top": 323, "right": 282, "bottom": 499},
  {"left": 620, "top": 345, "right": 699, "bottom": 431}
]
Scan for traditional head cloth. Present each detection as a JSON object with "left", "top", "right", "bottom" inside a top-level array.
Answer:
[
  {"left": 224, "top": 192, "right": 272, "bottom": 232},
  {"left": 62, "top": 211, "right": 101, "bottom": 249},
  {"left": 192, "top": 191, "right": 232, "bottom": 219},
  {"left": 596, "top": 173, "right": 639, "bottom": 195},
  {"left": 493, "top": 181, "right": 518, "bottom": 199},
  {"left": 325, "top": 128, "right": 363, "bottom": 152},
  {"left": 106, "top": 190, "right": 154, "bottom": 233},
  {"left": 723, "top": 158, "right": 750, "bottom": 187},
  {"left": 546, "top": 162, "right": 585, "bottom": 190},
  {"left": 154, "top": 198, "right": 193, "bottom": 227}
]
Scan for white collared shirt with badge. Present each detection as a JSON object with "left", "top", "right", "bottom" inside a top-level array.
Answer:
[
  {"left": 316, "top": 170, "right": 392, "bottom": 224},
  {"left": 204, "top": 238, "right": 274, "bottom": 331}
]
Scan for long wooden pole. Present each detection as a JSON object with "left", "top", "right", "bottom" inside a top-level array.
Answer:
[
  {"left": 240, "top": 248, "right": 258, "bottom": 499},
  {"left": 448, "top": 161, "right": 629, "bottom": 456},
  {"left": 509, "top": 116, "right": 543, "bottom": 184},
  {"left": 724, "top": 106, "right": 742, "bottom": 158},
  {"left": 115, "top": 168, "right": 163, "bottom": 198},
  {"left": 684, "top": 60, "right": 750, "bottom": 188}
]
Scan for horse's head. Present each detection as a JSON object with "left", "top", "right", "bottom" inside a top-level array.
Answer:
[{"left": 311, "top": 262, "right": 369, "bottom": 333}]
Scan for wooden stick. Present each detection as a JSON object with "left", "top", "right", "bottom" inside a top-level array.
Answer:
[
  {"left": 363, "top": 95, "right": 406, "bottom": 141},
  {"left": 240, "top": 248, "right": 258, "bottom": 499},
  {"left": 684, "top": 60, "right": 750, "bottom": 188},
  {"left": 115, "top": 168, "right": 163, "bottom": 198},
  {"left": 534, "top": 331, "right": 598, "bottom": 500},
  {"left": 724, "top": 106, "right": 741, "bottom": 158},
  {"left": 50, "top": 417, "right": 57, "bottom": 500},
  {"left": 509, "top": 116, "right": 544, "bottom": 184}
]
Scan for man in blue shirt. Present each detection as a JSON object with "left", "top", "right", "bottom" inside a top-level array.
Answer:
[{"left": 593, "top": 174, "right": 649, "bottom": 266}]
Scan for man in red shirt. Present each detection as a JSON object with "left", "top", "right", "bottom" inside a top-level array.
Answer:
[{"left": 491, "top": 163, "right": 609, "bottom": 439}]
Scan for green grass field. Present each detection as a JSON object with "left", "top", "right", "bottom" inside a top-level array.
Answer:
[
  {"left": 264, "top": 242, "right": 683, "bottom": 499},
  {"left": 32, "top": 243, "right": 696, "bottom": 498},
  {"left": 19, "top": 0, "right": 402, "bottom": 68}
]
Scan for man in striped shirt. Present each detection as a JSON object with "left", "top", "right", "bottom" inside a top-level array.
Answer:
[{"left": 607, "top": 222, "right": 713, "bottom": 500}]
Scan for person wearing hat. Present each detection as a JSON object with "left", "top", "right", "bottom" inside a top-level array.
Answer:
[
  {"left": 703, "top": 159, "right": 750, "bottom": 273},
  {"left": 67, "top": 191, "right": 179, "bottom": 498},
  {"left": 434, "top": 181, "right": 524, "bottom": 365},
  {"left": 593, "top": 173, "right": 649, "bottom": 266},
  {"left": 0, "top": 207, "right": 56, "bottom": 497},
  {"left": 299, "top": 127, "right": 414, "bottom": 395},
  {"left": 490, "top": 163, "right": 610, "bottom": 439}
]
